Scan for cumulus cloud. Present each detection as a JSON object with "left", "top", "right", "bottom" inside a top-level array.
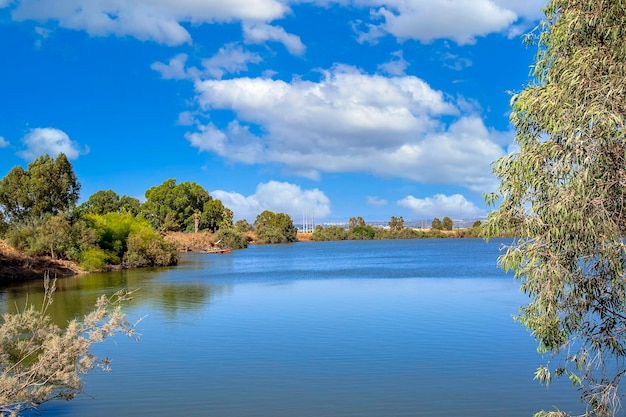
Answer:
[
  {"left": 4, "top": 0, "right": 545, "bottom": 46},
  {"left": 212, "top": 181, "right": 332, "bottom": 221},
  {"left": 9, "top": 0, "right": 288, "bottom": 45},
  {"left": 397, "top": 193, "right": 485, "bottom": 219},
  {"left": 243, "top": 22, "right": 306, "bottom": 56},
  {"left": 350, "top": 0, "right": 545, "bottom": 44},
  {"left": 186, "top": 65, "right": 504, "bottom": 192},
  {"left": 0, "top": 136, "right": 8, "bottom": 148},
  {"left": 18, "top": 127, "right": 86, "bottom": 160}
]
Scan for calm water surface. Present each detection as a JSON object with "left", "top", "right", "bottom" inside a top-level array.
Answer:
[{"left": 1, "top": 239, "right": 582, "bottom": 417}]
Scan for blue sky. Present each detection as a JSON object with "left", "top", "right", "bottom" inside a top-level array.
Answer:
[{"left": 0, "top": 0, "right": 545, "bottom": 223}]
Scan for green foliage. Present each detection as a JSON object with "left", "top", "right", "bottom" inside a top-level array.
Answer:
[
  {"left": 347, "top": 225, "right": 376, "bottom": 240},
  {"left": 0, "top": 276, "right": 137, "bottom": 416},
  {"left": 84, "top": 212, "right": 177, "bottom": 268},
  {"left": 390, "top": 227, "right": 418, "bottom": 239},
  {"left": 0, "top": 154, "right": 80, "bottom": 225},
  {"left": 388, "top": 216, "right": 404, "bottom": 232},
  {"left": 254, "top": 210, "right": 298, "bottom": 244},
  {"left": 485, "top": 2, "right": 626, "bottom": 416},
  {"left": 142, "top": 179, "right": 210, "bottom": 232},
  {"left": 234, "top": 219, "right": 253, "bottom": 233},
  {"left": 201, "top": 200, "right": 229, "bottom": 232},
  {"left": 310, "top": 225, "right": 347, "bottom": 241},
  {"left": 123, "top": 228, "right": 178, "bottom": 268},
  {"left": 119, "top": 195, "right": 141, "bottom": 216},
  {"left": 213, "top": 227, "right": 248, "bottom": 250},
  {"left": 431, "top": 218, "right": 443, "bottom": 230},
  {"left": 76, "top": 190, "right": 122, "bottom": 216},
  {"left": 442, "top": 216, "right": 453, "bottom": 231},
  {"left": 80, "top": 248, "right": 108, "bottom": 271}
]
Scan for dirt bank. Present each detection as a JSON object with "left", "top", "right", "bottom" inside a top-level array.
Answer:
[{"left": 0, "top": 240, "right": 85, "bottom": 283}]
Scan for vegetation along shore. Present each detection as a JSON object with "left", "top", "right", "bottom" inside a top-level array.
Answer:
[{"left": 0, "top": 153, "right": 494, "bottom": 284}]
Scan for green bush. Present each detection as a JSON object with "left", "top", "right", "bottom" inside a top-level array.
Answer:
[
  {"left": 213, "top": 228, "right": 248, "bottom": 250},
  {"left": 80, "top": 248, "right": 108, "bottom": 271},
  {"left": 310, "top": 225, "right": 347, "bottom": 241},
  {"left": 123, "top": 228, "right": 178, "bottom": 268}
]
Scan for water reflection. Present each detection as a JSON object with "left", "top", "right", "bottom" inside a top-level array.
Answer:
[{"left": 0, "top": 261, "right": 231, "bottom": 324}]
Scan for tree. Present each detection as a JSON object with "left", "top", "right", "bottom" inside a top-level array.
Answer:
[
  {"left": 348, "top": 216, "right": 365, "bottom": 229},
  {"left": 431, "top": 218, "right": 442, "bottom": 230},
  {"left": 0, "top": 276, "right": 137, "bottom": 416},
  {"left": 76, "top": 190, "right": 121, "bottom": 216},
  {"left": 254, "top": 210, "right": 298, "bottom": 244},
  {"left": 142, "top": 179, "right": 209, "bottom": 231},
  {"left": 201, "top": 200, "right": 227, "bottom": 232},
  {"left": 442, "top": 216, "right": 453, "bottom": 231},
  {"left": 485, "top": 2, "right": 626, "bottom": 416},
  {"left": 0, "top": 154, "right": 80, "bottom": 225},
  {"left": 388, "top": 216, "right": 404, "bottom": 232}
]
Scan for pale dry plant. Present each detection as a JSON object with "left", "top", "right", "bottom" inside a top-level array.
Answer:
[{"left": 0, "top": 272, "right": 139, "bottom": 416}]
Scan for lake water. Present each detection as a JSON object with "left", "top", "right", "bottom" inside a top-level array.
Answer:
[{"left": 1, "top": 238, "right": 583, "bottom": 417}]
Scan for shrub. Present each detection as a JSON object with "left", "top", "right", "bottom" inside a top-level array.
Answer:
[{"left": 0, "top": 275, "right": 137, "bottom": 416}]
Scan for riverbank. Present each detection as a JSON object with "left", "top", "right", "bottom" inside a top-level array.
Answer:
[
  {"left": 0, "top": 228, "right": 485, "bottom": 283},
  {"left": 0, "top": 239, "right": 86, "bottom": 282}
]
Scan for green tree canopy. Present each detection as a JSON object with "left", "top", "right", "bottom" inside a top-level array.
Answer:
[
  {"left": 77, "top": 190, "right": 142, "bottom": 217},
  {"left": 0, "top": 154, "right": 80, "bottom": 225},
  {"left": 142, "top": 179, "right": 211, "bottom": 232},
  {"left": 486, "top": 1, "right": 626, "bottom": 416},
  {"left": 442, "top": 216, "right": 453, "bottom": 231},
  {"left": 254, "top": 210, "right": 298, "bottom": 244},
  {"left": 431, "top": 217, "right": 442, "bottom": 230},
  {"left": 77, "top": 190, "right": 122, "bottom": 216}
]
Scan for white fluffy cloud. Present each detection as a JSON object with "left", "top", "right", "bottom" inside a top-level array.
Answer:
[
  {"left": 243, "top": 22, "right": 306, "bottom": 56},
  {"left": 213, "top": 181, "right": 331, "bottom": 221},
  {"left": 9, "top": 0, "right": 288, "bottom": 45},
  {"left": 397, "top": 193, "right": 485, "bottom": 219},
  {"left": 0, "top": 136, "right": 8, "bottom": 148},
  {"left": 186, "top": 65, "right": 505, "bottom": 192},
  {"left": 18, "top": 127, "right": 86, "bottom": 160},
  {"left": 4, "top": 0, "right": 545, "bottom": 46},
  {"left": 352, "top": 0, "right": 545, "bottom": 44}
]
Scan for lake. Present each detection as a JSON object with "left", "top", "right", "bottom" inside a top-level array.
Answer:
[{"left": 1, "top": 238, "right": 582, "bottom": 417}]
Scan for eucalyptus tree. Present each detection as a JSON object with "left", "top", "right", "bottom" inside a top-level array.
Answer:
[
  {"left": 485, "top": 1, "right": 626, "bottom": 416},
  {"left": 142, "top": 179, "right": 211, "bottom": 232},
  {"left": 0, "top": 154, "right": 79, "bottom": 225},
  {"left": 254, "top": 210, "right": 297, "bottom": 244}
]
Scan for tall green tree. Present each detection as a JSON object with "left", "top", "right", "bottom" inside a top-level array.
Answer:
[
  {"left": 486, "top": 2, "right": 626, "bottom": 416},
  {"left": 77, "top": 190, "right": 122, "bottom": 216},
  {"left": 0, "top": 154, "right": 80, "bottom": 225},
  {"left": 142, "top": 179, "right": 211, "bottom": 232},
  {"left": 254, "top": 210, "right": 297, "bottom": 244},
  {"left": 442, "top": 216, "right": 453, "bottom": 231},
  {"left": 431, "top": 217, "right": 442, "bottom": 230}
]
